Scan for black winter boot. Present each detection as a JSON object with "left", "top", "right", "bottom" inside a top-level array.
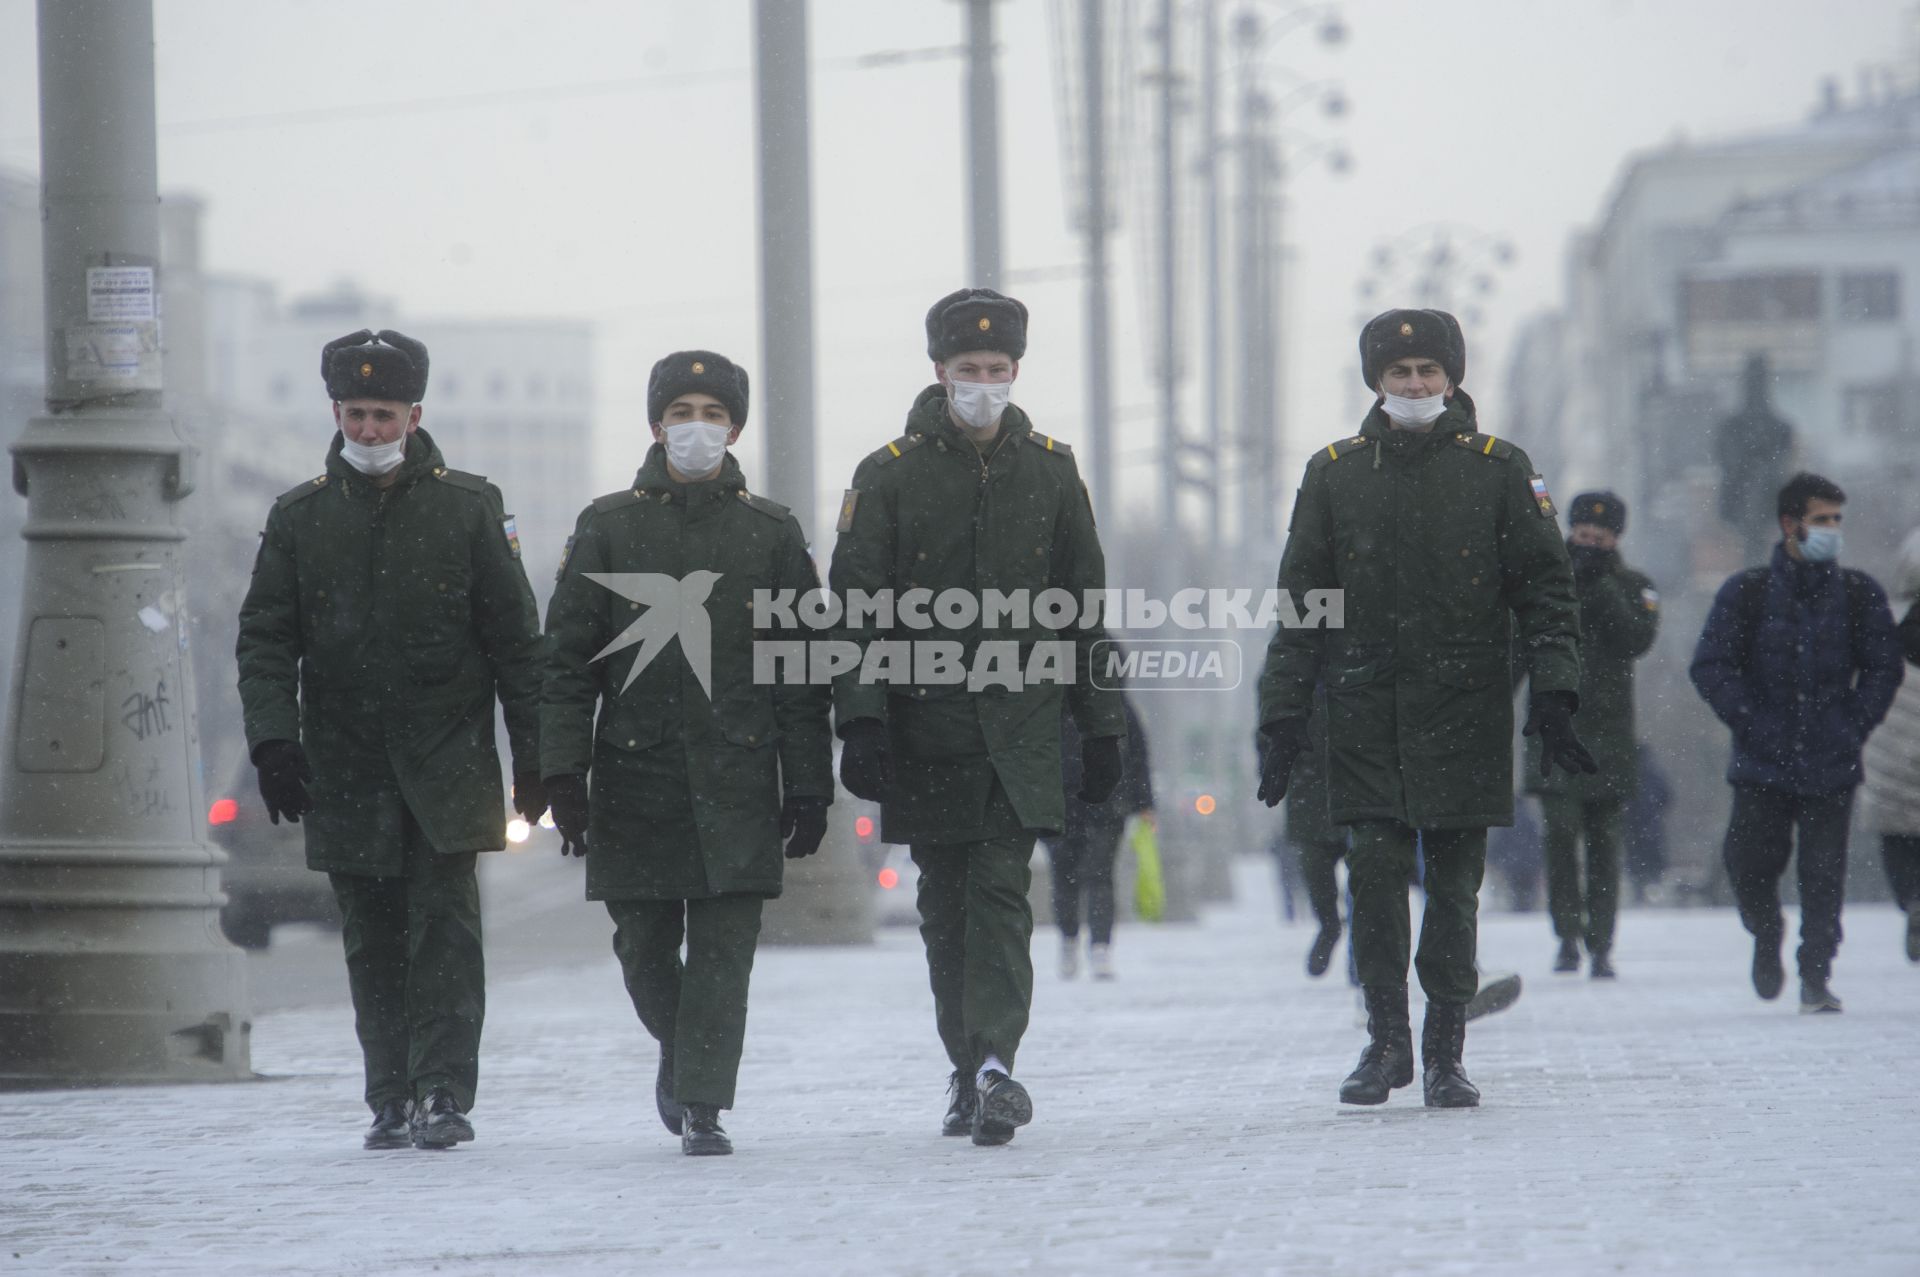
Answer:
[
  {"left": 941, "top": 1069, "right": 977, "bottom": 1136},
  {"left": 1339, "top": 984, "right": 1414, "bottom": 1105},
  {"left": 1421, "top": 1002, "right": 1480, "bottom": 1109},
  {"left": 363, "top": 1099, "right": 411, "bottom": 1150},
  {"left": 682, "top": 1104, "right": 733, "bottom": 1156}
]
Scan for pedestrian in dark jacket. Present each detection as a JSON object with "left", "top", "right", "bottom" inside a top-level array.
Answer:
[
  {"left": 1689, "top": 472, "right": 1904, "bottom": 1012},
  {"left": 1048, "top": 692, "right": 1154, "bottom": 980}
]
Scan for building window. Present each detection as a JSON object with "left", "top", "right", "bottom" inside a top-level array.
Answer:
[
  {"left": 1837, "top": 271, "right": 1898, "bottom": 322},
  {"left": 1683, "top": 272, "right": 1822, "bottom": 323},
  {"left": 1843, "top": 384, "right": 1903, "bottom": 439}
]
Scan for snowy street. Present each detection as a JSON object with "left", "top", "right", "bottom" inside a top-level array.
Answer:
[{"left": 3, "top": 853, "right": 1917, "bottom": 1276}]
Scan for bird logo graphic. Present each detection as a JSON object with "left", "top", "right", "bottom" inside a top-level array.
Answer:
[{"left": 584, "top": 571, "right": 723, "bottom": 699}]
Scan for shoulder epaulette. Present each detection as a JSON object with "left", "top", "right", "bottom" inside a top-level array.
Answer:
[
  {"left": 736, "top": 489, "right": 791, "bottom": 521},
  {"left": 275, "top": 474, "right": 333, "bottom": 508},
  {"left": 1027, "top": 431, "right": 1075, "bottom": 458},
  {"left": 430, "top": 466, "right": 492, "bottom": 494},
  {"left": 865, "top": 433, "right": 928, "bottom": 466},
  {"left": 1449, "top": 431, "right": 1515, "bottom": 461},
  {"left": 1311, "top": 435, "right": 1371, "bottom": 465},
  {"left": 591, "top": 487, "right": 648, "bottom": 515}
]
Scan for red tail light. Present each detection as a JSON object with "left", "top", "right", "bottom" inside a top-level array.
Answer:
[
  {"left": 877, "top": 867, "right": 900, "bottom": 889},
  {"left": 208, "top": 798, "right": 239, "bottom": 826},
  {"left": 855, "top": 816, "right": 875, "bottom": 840}
]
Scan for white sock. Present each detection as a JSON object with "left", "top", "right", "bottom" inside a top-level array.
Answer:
[{"left": 977, "top": 1055, "right": 1008, "bottom": 1086}]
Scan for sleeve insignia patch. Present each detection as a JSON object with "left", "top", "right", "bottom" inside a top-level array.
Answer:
[
  {"left": 1640, "top": 586, "right": 1660, "bottom": 612},
  {"left": 554, "top": 534, "right": 575, "bottom": 582},
  {"left": 837, "top": 488, "right": 860, "bottom": 533},
  {"left": 502, "top": 515, "right": 521, "bottom": 559},
  {"left": 1528, "top": 473, "right": 1557, "bottom": 519}
]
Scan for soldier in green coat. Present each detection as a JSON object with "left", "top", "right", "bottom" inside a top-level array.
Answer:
[
  {"left": 1525, "top": 491, "right": 1658, "bottom": 979},
  {"left": 1256, "top": 309, "right": 1593, "bottom": 1109},
  {"left": 541, "top": 351, "right": 832, "bottom": 1157},
  {"left": 236, "top": 330, "right": 547, "bottom": 1151},
  {"left": 829, "top": 289, "right": 1125, "bottom": 1146}
]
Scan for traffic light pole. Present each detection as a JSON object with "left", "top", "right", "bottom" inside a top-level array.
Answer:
[{"left": 0, "top": 0, "right": 250, "bottom": 1087}]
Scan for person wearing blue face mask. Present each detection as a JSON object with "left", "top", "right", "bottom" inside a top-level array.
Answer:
[{"left": 1691, "top": 471, "right": 1905, "bottom": 1014}]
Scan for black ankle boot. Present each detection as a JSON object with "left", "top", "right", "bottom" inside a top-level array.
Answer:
[
  {"left": 682, "top": 1103, "right": 733, "bottom": 1156},
  {"left": 656, "top": 1044, "right": 683, "bottom": 1136},
  {"left": 1339, "top": 984, "right": 1413, "bottom": 1105},
  {"left": 941, "top": 1069, "right": 977, "bottom": 1136},
  {"left": 1421, "top": 1002, "right": 1480, "bottom": 1109}
]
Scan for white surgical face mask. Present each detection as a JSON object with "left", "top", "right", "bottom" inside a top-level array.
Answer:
[
  {"left": 663, "top": 420, "right": 731, "bottom": 476},
  {"left": 1800, "top": 525, "right": 1843, "bottom": 563},
  {"left": 339, "top": 432, "right": 408, "bottom": 475},
  {"left": 947, "top": 376, "right": 1012, "bottom": 430},
  {"left": 1380, "top": 390, "right": 1448, "bottom": 429}
]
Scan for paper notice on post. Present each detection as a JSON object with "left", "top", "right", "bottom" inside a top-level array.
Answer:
[
  {"left": 86, "top": 266, "right": 156, "bottom": 321},
  {"left": 66, "top": 322, "right": 161, "bottom": 388}
]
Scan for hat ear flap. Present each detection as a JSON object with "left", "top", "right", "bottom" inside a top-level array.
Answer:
[
  {"left": 375, "top": 329, "right": 430, "bottom": 389},
  {"left": 320, "top": 329, "right": 375, "bottom": 379}
]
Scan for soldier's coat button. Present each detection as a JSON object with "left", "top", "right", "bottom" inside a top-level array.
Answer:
[
  {"left": 1470, "top": 576, "right": 1480, "bottom": 585},
  {"left": 631, "top": 601, "right": 641, "bottom": 610},
  {"left": 917, "top": 551, "right": 927, "bottom": 560},
  {"left": 1460, "top": 548, "right": 1470, "bottom": 557},
  {"left": 747, "top": 734, "right": 758, "bottom": 745},
  {"left": 316, "top": 475, "right": 329, "bottom": 485},
  {"left": 433, "top": 467, "right": 445, "bottom": 476},
  {"left": 1347, "top": 552, "right": 1356, "bottom": 560},
  {"left": 633, "top": 489, "right": 643, "bottom": 497},
  {"left": 627, "top": 738, "right": 637, "bottom": 747},
  {"left": 437, "top": 582, "right": 447, "bottom": 591},
  {"left": 1034, "top": 547, "right": 1044, "bottom": 556}
]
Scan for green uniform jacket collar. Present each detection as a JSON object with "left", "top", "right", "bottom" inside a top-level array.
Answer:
[
  {"left": 323, "top": 427, "right": 448, "bottom": 492},
  {"left": 907, "top": 383, "right": 1035, "bottom": 452},
  {"left": 631, "top": 442, "right": 747, "bottom": 503}
]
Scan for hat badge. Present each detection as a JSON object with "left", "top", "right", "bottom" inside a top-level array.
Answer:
[
  {"left": 691, "top": 361, "right": 705, "bottom": 374},
  {"left": 360, "top": 362, "right": 373, "bottom": 377},
  {"left": 1593, "top": 502, "right": 1606, "bottom": 514},
  {"left": 978, "top": 317, "right": 992, "bottom": 331},
  {"left": 1399, "top": 322, "right": 1413, "bottom": 337}
]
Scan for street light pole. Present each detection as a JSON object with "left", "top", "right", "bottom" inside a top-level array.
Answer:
[
  {"left": 753, "top": 0, "right": 819, "bottom": 541},
  {"left": 1199, "top": 0, "right": 1223, "bottom": 555},
  {"left": 0, "top": 0, "right": 250, "bottom": 1087},
  {"left": 963, "top": 0, "right": 1003, "bottom": 289},
  {"left": 1155, "top": 0, "right": 1181, "bottom": 545},
  {"left": 1081, "top": 0, "right": 1116, "bottom": 541}
]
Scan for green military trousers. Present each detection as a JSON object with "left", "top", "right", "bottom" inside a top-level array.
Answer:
[
  {"left": 1293, "top": 833, "right": 1346, "bottom": 933},
  {"left": 606, "top": 895, "right": 764, "bottom": 1110},
  {"left": 911, "top": 834, "right": 1038, "bottom": 1074},
  {"left": 1539, "top": 794, "right": 1625, "bottom": 954},
  {"left": 1347, "top": 821, "right": 1485, "bottom": 1005},
  {"left": 327, "top": 814, "right": 484, "bottom": 1114}
]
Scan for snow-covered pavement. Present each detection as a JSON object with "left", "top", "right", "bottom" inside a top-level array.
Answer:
[{"left": 4, "top": 855, "right": 1917, "bottom": 1276}]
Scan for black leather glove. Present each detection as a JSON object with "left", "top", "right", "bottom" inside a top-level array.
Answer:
[
  {"left": 252, "top": 739, "right": 313, "bottom": 825},
  {"left": 1255, "top": 719, "right": 1306, "bottom": 808},
  {"left": 838, "top": 720, "right": 893, "bottom": 802},
  {"left": 780, "top": 796, "right": 831, "bottom": 859},
  {"left": 546, "top": 774, "right": 590, "bottom": 857},
  {"left": 1077, "top": 735, "right": 1125, "bottom": 804},
  {"left": 1568, "top": 543, "right": 1612, "bottom": 582},
  {"left": 512, "top": 772, "right": 548, "bottom": 825},
  {"left": 1523, "top": 690, "right": 1599, "bottom": 779}
]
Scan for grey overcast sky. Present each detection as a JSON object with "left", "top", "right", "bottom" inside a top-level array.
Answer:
[{"left": 0, "top": 0, "right": 1912, "bottom": 546}]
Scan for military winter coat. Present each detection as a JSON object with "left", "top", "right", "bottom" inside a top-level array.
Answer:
[
  {"left": 236, "top": 429, "right": 544, "bottom": 874},
  {"left": 1525, "top": 550, "right": 1658, "bottom": 799},
  {"left": 828, "top": 386, "right": 1125, "bottom": 844},
  {"left": 541, "top": 448, "right": 832, "bottom": 901},
  {"left": 1258, "top": 391, "right": 1582, "bottom": 830},
  {"left": 1690, "top": 542, "right": 1903, "bottom": 796}
]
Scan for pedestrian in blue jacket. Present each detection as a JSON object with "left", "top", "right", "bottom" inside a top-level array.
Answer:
[{"left": 1690, "top": 472, "right": 1904, "bottom": 1013}]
